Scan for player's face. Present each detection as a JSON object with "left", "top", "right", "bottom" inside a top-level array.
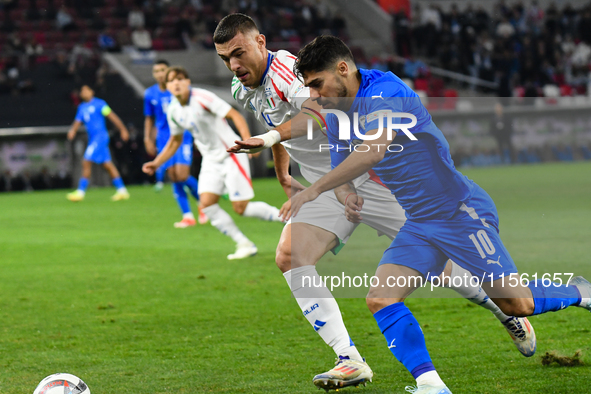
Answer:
[
  {"left": 215, "top": 31, "right": 268, "bottom": 88},
  {"left": 303, "top": 68, "right": 349, "bottom": 110},
  {"left": 166, "top": 72, "right": 191, "bottom": 98},
  {"left": 79, "top": 86, "right": 93, "bottom": 101},
  {"left": 152, "top": 63, "right": 168, "bottom": 85}
]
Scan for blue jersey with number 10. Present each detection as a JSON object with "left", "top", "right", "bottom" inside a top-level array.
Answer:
[{"left": 326, "top": 69, "right": 478, "bottom": 221}]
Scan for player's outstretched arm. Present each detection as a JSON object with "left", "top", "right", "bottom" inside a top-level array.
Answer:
[
  {"left": 142, "top": 134, "right": 183, "bottom": 175},
  {"left": 107, "top": 111, "right": 129, "bottom": 142},
  {"left": 67, "top": 120, "right": 82, "bottom": 141},
  {"left": 143, "top": 115, "right": 156, "bottom": 156},
  {"left": 286, "top": 128, "right": 393, "bottom": 220},
  {"left": 225, "top": 108, "right": 251, "bottom": 141},
  {"left": 227, "top": 98, "right": 323, "bottom": 154}
]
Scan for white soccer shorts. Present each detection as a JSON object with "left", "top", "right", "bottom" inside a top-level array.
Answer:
[{"left": 198, "top": 154, "right": 255, "bottom": 202}]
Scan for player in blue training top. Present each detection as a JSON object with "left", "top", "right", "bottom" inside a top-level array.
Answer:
[
  {"left": 66, "top": 84, "right": 130, "bottom": 202},
  {"left": 144, "top": 59, "right": 207, "bottom": 228},
  {"left": 284, "top": 36, "right": 591, "bottom": 394}
]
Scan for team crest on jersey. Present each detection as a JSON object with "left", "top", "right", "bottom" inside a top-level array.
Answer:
[{"left": 264, "top": 86, "right": 273, "bottom": 98}]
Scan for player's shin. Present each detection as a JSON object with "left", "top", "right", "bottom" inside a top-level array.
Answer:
[
  {"left": 243, "top": 201, "right": 282, "bottom": 222},
  {"left": 201, "top": 204, "right": 249, "bottom": 244},
  {"left": 77, "top": 178, "right": 89, "bottom": 193},
  {"left": 527, "top": 280, "right": 582, "bottom": 315},
  {"left": 284, "top": 266, "right": 363, "bottom": 361},
  {"left": 373, "top": 302, "right": 445, "bottom": 387},
  {"left": 443, "top": 261, "right": 510, "bottom": 322},
  {"left": 184, "top": 176, "right": 199, "bottom": 200},
  {"left": 173, "top": 182, "right": 193, "bottom": 217}
]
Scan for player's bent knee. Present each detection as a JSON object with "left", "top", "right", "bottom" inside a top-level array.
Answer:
[
  {"left": 365, "top": 297, "right": 403, "bottom": 314},
  {"left": 496, "top": 298, "right": 535, "bottom": 317},
  {"left": 275, "top": 246, "right": 291, "bottom": 273}
]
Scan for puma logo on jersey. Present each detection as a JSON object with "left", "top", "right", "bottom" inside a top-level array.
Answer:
[
  {"left": 372, "top": 91, "right": 384, "bottom": 100},
  {"left": 486, "top": 256, "right": 502, "bottom": 267}
]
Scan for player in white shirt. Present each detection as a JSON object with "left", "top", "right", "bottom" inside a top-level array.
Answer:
[
  {"left": 142, "top": 66, "right": 283, "bottom": 260},
  {"left": 214, "top": 14, "right": 536, "bottom": 391}
]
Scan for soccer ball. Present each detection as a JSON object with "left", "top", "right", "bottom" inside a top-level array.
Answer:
[{"left": 33, "top": 373, "right": 90, "bottom": 394}]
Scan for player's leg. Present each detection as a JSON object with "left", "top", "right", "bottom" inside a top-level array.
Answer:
[
  {"left": 154, "top": 166, "right": 165, "bottom": 192},
  {"left": 102, "top": 161, "right": 129, "bottom": 201},
  {"left": 439, "top": 260, "right": 537, "bottom": 357},
  {"left": 168, "top": 164, "right": 196, "bottom": 228},
  {"left": 226, "top": 153, "right": 282, "bottom": 222},
  {"left": 364, "top": 223, "right": 452, "bottom": 394},
  {"left": 170, "top": 140, "right": 205, "bottom": 224},
  {"left": 67, "top": 159, "right": 92, "bottom": 201}
]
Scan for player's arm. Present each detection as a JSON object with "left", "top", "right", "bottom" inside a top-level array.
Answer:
[
  {"left": 286, "top": 127, "right": 394, "bottom": 220},
  {"left": 271, "top": 143, "right": 306, "bottom": 198},
  {"left": 106, "top": 110, "right": 129, "bottom": 142},
  {"left": 227, "top": 98, "right": 323, "bottom": 153},
  {"left": 67, "top": 120, "right": 82, "bottom": 140},
  {"left": 225, "top": 107, "right": 251, "bottom": 141},
  {"left": 143, "top": 115, "right": 157, "bottom": 156},
  {"left": 334, "top": 182, "right": 364, "bottom": 223},
  {"left": 142, "top": 134, "right": 183, "bottom": 175}
]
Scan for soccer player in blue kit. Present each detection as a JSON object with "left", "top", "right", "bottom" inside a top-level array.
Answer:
[
  {"left": 144, "top": 59, "right": 207, "bottom": 227},
  {"left": 281, "top": 36, "right": 591, "bottom": 393},
  {"left": 66, "top": 84, "right": 130, "bottom": 202}
]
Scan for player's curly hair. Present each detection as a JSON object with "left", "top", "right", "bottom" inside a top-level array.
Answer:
[
  {"left": 294, "top": 35, "right": 355, "bottom": 79},
  {"left": 213, "top": 13, "right": 258, "bottom": 44},
  {"left": 165, "top": 66, "right": 189, "bottom": 82}
]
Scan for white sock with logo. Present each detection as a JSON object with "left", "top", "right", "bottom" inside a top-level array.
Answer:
[
  {"left": 243, "top": 201, "right": 282, "bottom": 222},
  {"left": 284, "top": 266, "right": 363, "bottom": 361},
  {"left": 202, "top": 204, "right": 249, "bottom": 245},
  {"left": 444, "top": 261, "right": 510, "bottom": 322}
]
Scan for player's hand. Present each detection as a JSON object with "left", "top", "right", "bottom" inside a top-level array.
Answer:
[
  {"left": 67, "top": 130, "right": 76, "bottom": 141},
  {"left": 344, "top": 193, "right": 364, "bottom": 223},
  {"left": 120, "top": 129, "right": 130, "bottom": 142},
  {"left": 142, "top": 161, "right": 158, "bottom": 175},
  {"left": 144, "top": 139, "right": 156, "bottom": 156},
  {"left": 279, "top": 198, "right": 291, "bottom": 221},
  {"left": 283, "top": 186, "right": 320, "bottom": 221},
  {"left": 227, "top": 138, "right": 265, "bottom": 154}
]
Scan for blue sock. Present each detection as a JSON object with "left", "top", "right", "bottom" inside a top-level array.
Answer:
[
  {"left": 528, "top": 280, "right": 581, "bottom": 315},
  {"left": 78, "top": 177, "right": 89, "bottom": 192},
  {"left": 184, "top": 176, "right": 199, "bottom": 200},
  {"left": 112, "top": 177, "right": 125, "bottom": 190},
  {"left": 373, "top": 302, "right": 434, "bottom": 379},
  {"left": 173, "top": 182, "right": 191, "bottom": 214},
  {"left": 155, "top": 167, "right": 165, "bottom": 183}
]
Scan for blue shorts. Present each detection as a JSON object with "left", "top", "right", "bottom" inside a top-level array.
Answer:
[
  {"left": 157, "top": 132, "right": 193, "bottom": 171},
  {"left": 84, "top": 137, "right": 111, "bottom": 164},
  {"left": 379, "top": 185, "right": 518, "bottom": 282}
]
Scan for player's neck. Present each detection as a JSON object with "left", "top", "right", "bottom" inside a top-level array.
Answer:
[
  {"left": 347, "top": 70, "right": 362, "bottom": 98},
  {"left": 158, "top": 83, "right": 166, "bottom": 91},
  {"left": 177, "top": 89, "right": 190, "bottom": 106}
]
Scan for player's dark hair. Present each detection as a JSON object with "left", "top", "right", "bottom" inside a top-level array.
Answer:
[
  {"left": 154, "top": 59, "right": 169, "bottom": 66},
  {"left": 166, "top": 66, "right": 190, "bottom": 81},
  {"left": 294, "top": 35, "right": 355, "bottom": 78},
  {"left": 213, "top": 13, "right": 258, "bottom": 44}
]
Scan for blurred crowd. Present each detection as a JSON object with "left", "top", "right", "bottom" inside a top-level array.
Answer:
[{"left": 388, "top": 0, "right": 591, "bottom": 97}]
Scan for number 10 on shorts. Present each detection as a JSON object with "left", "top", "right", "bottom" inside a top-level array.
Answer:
[{"left": 469, "top": 229, "right": 496, "bottom": 258}]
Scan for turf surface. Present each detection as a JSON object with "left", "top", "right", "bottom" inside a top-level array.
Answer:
[{"left": 0, "top": 162, "right": 590, "bottom": 393}]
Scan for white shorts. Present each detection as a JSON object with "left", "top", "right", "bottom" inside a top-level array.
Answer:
[
  {"left": 289, "top": 179, "right": 406, "bottom": 252},
  {"left": 198, "top": 154, "right": 254, "bottom": 201}
]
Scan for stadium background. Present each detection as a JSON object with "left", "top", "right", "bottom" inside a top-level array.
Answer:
[{"left": 1, "top": 0, "right": 591, "bottom": 393}]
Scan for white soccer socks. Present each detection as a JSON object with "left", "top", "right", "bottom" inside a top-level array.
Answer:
[
  {"left": 201, "top": 204, "right": 250, "bottom": 244},
  {"left": 243, "top": 201, "right": 282, "bottom": 222},
  {"left": 284, "top": 266, "right": 363, "bottom": 361},
  {"left": 444, "top": 261, "right": 510, "bottom": 322}
]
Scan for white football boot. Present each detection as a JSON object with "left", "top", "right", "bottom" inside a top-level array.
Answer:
[
  {"left": 405, "top": 384, "right": 452, "bottom": 394},
  {"left": 313, "top": 356, "right": 373, "bottom": 391},
  {"left": 570, "top": 276, "right": 591, "bottom": 310},
  {"left": 502, "top": 316, "right": 537, "bottom": 357},
  {"left": 227, "top": 241, "right": 257, "bottom": 260}
]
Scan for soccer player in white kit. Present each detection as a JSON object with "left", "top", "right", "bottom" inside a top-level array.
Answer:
[
  {"left": 214, "top": 14, "right": 536, "bottom": 391},
  {"left": 142, "top": 66, "right": 283, "bottom": 260}
]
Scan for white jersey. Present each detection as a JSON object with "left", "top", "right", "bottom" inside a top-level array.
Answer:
[
  {"left": 167, "top": 88, "right": 237, "bottom": 163},
  {"left": 232, "top": 50, "right": 348, "bottom": 183}
]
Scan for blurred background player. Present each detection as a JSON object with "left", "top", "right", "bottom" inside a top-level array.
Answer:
[
  {"left": 66, "top": 84, "right": 130, "bottom": 202},
  {"left": 144, "top": 59, "right": 207, "bottom": 228},
  {"left": 142, "top": 66, "right": 283, "bottom": 260}
]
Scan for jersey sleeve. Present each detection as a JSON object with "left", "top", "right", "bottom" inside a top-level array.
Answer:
[
  {"left": 74, "top": 105, "right": 83, "bottom": 122},
  {"left": 326, "top": 113, "right": 351, "bottom": 169},
  {"left": 362, "top": 83, "right": 406, "bottom": 135},
  {"left": 271, "top": 51, "right": 309, "bottom": 110},
  {"left": 144, "top": 89, "right": 155, "bottom": 117},
  {"left": 195, "top": 89, "right": 232, "bottom": 118},
  {"left": 166, "top": 106, "right": 184, "bottom": 136}
]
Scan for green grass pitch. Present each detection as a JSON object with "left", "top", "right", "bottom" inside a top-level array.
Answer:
[{"left": 0, "top": 162, "right": 590, "bottom": 393}]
